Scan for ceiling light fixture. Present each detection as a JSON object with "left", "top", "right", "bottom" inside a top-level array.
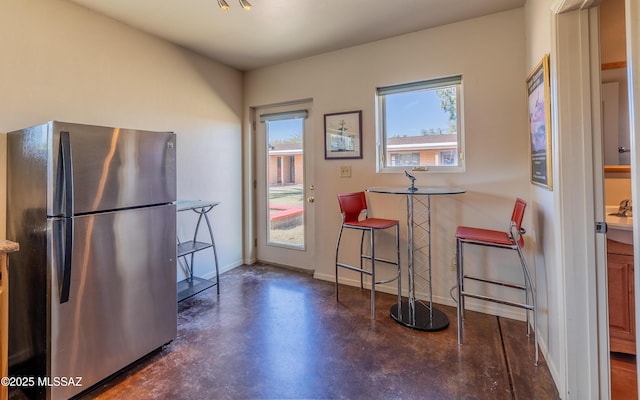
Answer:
[
  {"left": 217, "top": 0, "right": 252, "bottom": 11},
  {"left": 217, "top": 0, "right": 230, "bottom": 11}
]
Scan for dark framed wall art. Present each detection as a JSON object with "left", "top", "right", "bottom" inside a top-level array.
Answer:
[
  {"left": 324, "top": 110, "right": 362, "bottom": 160},
  {"left": 526, "top": 54, "right": 553, "bottom": 190}
]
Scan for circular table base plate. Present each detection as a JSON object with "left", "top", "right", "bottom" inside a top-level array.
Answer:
[{"left": 390, "top": 301, "right": 449, "bottom": 332}]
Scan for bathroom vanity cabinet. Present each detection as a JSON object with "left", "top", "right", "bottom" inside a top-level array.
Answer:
[{"left": 607, "top": 239, "right": 636, "bottom": 354}]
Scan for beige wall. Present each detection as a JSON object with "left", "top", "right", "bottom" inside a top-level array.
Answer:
[
  {"left": 605, "top": 175, "right": 633, "bottom": 205},
  {"left": 601, "top": 0, "right": 632, "bottom": 202},
  {"left": 601, "top": 0, "right": 627, "bottom": 64},
  {"left": 523, "top": 0, "right": 626, "bottom": 395},
  {"left": 245, "top": 8, "right": 531, "bottom": 319},
  {"left": 0, "top": 0, "right": 245, "bottom": 278},
  {"left": 524, "top": 0, "right": 561, "bottom": 389}
]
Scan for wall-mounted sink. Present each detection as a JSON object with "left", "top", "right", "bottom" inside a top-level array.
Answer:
[{"left": 606, "top": 206, "right": 633, "bottom": 245}]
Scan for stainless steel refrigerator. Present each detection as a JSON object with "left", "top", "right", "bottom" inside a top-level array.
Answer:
[{"left": 7, "top": 121, "right": 177, "bottom": 399}]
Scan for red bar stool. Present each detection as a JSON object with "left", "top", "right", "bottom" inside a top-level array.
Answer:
[
  {"left": 335, "top": 192, "right": 401, "bottom": 319},
  {"left": 455, "top": 198, "right": 538, "bottom": 365}
]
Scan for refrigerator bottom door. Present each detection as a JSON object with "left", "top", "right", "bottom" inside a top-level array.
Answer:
[{"left": 49, "top": 204, "right": 177, "bottom": 399}]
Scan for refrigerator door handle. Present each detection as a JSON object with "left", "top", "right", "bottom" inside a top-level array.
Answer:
[
  {"left": 54, "top": 218, "right": 73, "bottom": 304},
  {"left": 60, "top": 131, "right": 74, "bottom": 217},
  {"left": 61, "top": 218, "right": 73, "bottom": 303}
]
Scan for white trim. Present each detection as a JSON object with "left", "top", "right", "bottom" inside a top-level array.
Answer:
[
  {"left": 376, "top": 76, "right": 464, "bottom": 173},
  {"left": 587, "top": 6, "right": 613, "bottom": 399},
  {"left": 387, "top": 142, "right": 457, "bottom": 151},
  {"left": 244, "top": 98, "right": 314, "bottom": 265},
  {"left": 626, "top": 0, "right": 640, "bottom": 388},
  {"left": 259, "top": 109, "right": 308, "bottom": 122},
  {"left": 269, "top": 150, "right": 303, "bottom": 155},
  {"left": 377, "top": 75, "right": 463, "bottom": 95},
  {"left": 551, "top": 7, "right": 601, "bottom": 399},
  {"left": 253, "top": 101, "right": 317, "bottom": 270},
  {"left": 551, "top": 0, "right": 599, "bottom": 14}
]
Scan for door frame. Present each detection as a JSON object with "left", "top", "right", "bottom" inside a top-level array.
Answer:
[
  {"left": 626, "top": 0, "right": 640, "bottom": 389},
  {"left": 552, "top": 0, "right": 640, "bottom": 397},
  {"left": 250, "top": 99, "right": 316, "bottom": 270},
  {"left": 550, "top": 1, "right": 604, "bottom": 398}
]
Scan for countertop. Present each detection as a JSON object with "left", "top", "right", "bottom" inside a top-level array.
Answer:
[
  {"left": 0, "top": 241, "right": 19, "bottom": 253},
  {"left": 606, "top": 206, "right": 633, "bottom": 245},
  {"left": 606, "top": 206, "right": 633, "bottom": 231}
]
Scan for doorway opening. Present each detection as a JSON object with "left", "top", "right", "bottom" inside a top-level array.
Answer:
[
  {"left": 600, "top": 0, "right": 637, "bottom": 397},
  {"left": 254, "top": 101, "right": 316, "bottom": 270}
]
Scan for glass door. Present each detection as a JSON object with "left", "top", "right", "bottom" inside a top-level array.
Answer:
[{"left": 255, "top": 102, "right": 315, "bottom": 269}]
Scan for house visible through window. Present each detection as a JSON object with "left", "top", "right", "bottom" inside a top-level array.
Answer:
[
  {"left": 390, "top": 152, "right": 420, "bottom": 166},
  {"left": 376, "top": 75, "right": 464, "bottom": 172},
  {"left": 440, "top": 150, "right": 457, "bottom": 166}
]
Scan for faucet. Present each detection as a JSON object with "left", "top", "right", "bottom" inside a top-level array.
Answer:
[
  {"left": 405, "top": 170, "right": 418, "bottom": 192},
  {"left": 617, "top": 199, "right": 633, "bottom": 217}
]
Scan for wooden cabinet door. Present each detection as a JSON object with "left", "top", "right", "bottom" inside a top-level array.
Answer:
[{"left": 608, "top": 252, "right": 636, "bottom": 354}]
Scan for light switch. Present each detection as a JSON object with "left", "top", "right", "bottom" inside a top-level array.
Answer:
[{"left": 339, "top": 165, "right": 351, "bottom": 178}]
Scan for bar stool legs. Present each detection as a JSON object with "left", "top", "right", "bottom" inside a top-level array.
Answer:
[
  {"left": 335, "top": 192, "right": 401, "bottom": 319},
  {"left": 455, "top": 198, "right": 538, "bottom": 365}
]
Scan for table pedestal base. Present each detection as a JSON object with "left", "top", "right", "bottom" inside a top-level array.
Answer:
[{"left": 390, "top": 301, "right": 449, "bottom": 331}]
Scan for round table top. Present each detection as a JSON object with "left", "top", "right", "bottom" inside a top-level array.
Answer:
[{"left": 367, "top": 186, "right": 466, "bottom": 195}]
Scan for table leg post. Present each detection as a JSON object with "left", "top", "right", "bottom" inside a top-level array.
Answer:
[
  {"left": 390, "top": 192, "right": 449, "bottom": 331},
  {"left": 203, "top": 209, "right": 220, "bottom": 295},
  {"left": 427, "top": 194, "right": 433, "bottom": 322},
  {"left": 406, "top": 194, "right": 415, "bottom": 325}
]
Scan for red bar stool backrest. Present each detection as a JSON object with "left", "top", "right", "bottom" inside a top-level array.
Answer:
[
  {"left": 511, "top": 198, "right": 527, "bottom": 248},
  {"left": 337, "top": 192, "right": 367, "bottom": 224}
]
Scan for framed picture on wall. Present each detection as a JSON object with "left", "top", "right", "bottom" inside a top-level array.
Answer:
[
  {"left": 526, "top": 54, "right": 553, "bottom": 190},
  {"left": 324, "top": 110, "right": 362, "bottom": 159}
]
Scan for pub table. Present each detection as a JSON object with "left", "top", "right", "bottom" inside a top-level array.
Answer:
[{"left": 367, "top": 185, "right": 465, "bottom": 331}]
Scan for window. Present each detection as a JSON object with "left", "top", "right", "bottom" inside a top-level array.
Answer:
[
  {"left": 389, "top": 152, "right": 420, "bottom": 166},
  {"left": 440, "top": 150, "right": 457, "bottom": 166},
  {"left": 376, "top": 75, "right": 464, "bottom": 172}
]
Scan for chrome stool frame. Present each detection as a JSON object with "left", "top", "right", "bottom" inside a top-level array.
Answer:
[
  {"left": 455, "top": 198, "right": 538, "bottom": 365},
  {"left": 335, "top": 192, "right": 401, "bottom": 319}
]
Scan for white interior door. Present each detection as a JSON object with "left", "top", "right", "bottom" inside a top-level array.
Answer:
[
  {"left": 626, "top": 0, "right": 640, "bottom": 377},
  {"left": 255, "top": 102, "right": 315, "bottom": 269}
]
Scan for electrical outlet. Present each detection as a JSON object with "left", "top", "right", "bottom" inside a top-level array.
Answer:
[
  {"left": 451, "top": 256, "right": 457, "bottom": 271},
  {"left": 339, "top": 165, "right": 351, "bottom": 178}
]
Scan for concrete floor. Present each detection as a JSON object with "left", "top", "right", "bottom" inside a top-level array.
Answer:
[{"left": 78, "top": 263, "right": 558, "bottom": 400}]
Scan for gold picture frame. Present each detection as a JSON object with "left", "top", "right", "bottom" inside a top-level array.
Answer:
[{"left": 526, "top": 54, "right": 553, "bottom": 190}]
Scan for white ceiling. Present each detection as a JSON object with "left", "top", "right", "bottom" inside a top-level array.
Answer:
[{"left": 67, "top": 0, "right": 525, "bottom": 71}]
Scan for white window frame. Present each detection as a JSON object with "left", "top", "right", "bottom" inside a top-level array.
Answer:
[{"left": 376, "top": 75, "right": 465, "bottom": 173}]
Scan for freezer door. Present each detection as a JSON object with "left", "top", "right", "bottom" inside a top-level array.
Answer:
[
  {"left": 49, "top": 121, "right": 176, "bottom": 216},
  {"left": 49, "top": 204, "right": 177, "bottom": 399}
]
